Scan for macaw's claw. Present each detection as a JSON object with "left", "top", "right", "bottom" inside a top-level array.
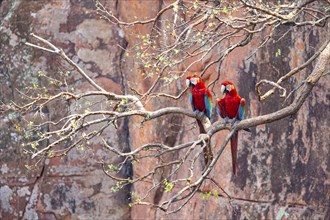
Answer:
[
  {"left": 231, "top": 118, "right": 237, "bottom": 127},
  {"left": 223, "top": 117, "right": 229, "bottom": 126},
  {"left": 194, "top": 110, "right": 205, "bottom": 121}
]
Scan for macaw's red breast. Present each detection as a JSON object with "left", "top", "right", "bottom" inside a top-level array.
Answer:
[
  {"left": 218, "top": 95, "right": 242, "bottom": 119},
  {"left": 191, "top": 87, "right": 208, "bottom": 112}
]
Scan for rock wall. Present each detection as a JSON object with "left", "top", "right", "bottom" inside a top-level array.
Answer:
[
  {"left": 118, "top": 1, "right": 330, "bottom": 220},
  {"left": 0, "top": 1, "right": 130, "bottom": 219},
  {"left": 0, "top": 0, "right": 329, "bottom": 219}
]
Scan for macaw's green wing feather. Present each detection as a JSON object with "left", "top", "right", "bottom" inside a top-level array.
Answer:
[
  {"left": 204, "top": 90, "right": 213, "bottom": 119},
  {"left": 238, "top": 98, "right": 246, "bottom": 120},
  {"left": 189, "top": 93, "right": 195, "bottom": 112}
]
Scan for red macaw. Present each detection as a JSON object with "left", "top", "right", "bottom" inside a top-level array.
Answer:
[
  {"left": 186, "top": 74, "right": 213, "bottom": 163},
  {"left": 216, "top": 81, "right": 246, "bottom": 176}
]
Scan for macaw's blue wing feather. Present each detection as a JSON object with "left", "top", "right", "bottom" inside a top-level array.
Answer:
[
  {"left": 189, "top": 93, "right": 195, "bottom": 112},
  {"left": 204, "top": 92, "right": 213, "bottom": 119},
  {"left": 238, "top": 98, "right": 246, "bottom": 120}
]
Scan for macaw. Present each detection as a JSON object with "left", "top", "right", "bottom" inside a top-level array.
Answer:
[
  {"left": 216, "top": 81, "right": 246, "bottom": 176},
  {"left": 186, "top": 74, "right": 213, "bottom": 164}
]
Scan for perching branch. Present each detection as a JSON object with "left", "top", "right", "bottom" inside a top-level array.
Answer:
[{"left": 12, "top": 0, "right": 330, "bottom": 214}]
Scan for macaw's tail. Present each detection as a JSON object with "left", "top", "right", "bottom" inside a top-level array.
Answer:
[
  {"left": 197, "top": 120, "right": 213, "bottom": 165},
  {"left": 230, "top": 131, "right": 239, "bottom": 176},
  {"left": 197, "top": 119, "right": 206, "bottom": 134}
]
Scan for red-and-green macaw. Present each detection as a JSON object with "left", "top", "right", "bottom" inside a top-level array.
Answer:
[
  {"left": 186, "top": 74, "right": 213, "bottom": 120},
  {"left": 216, "top": 81, "right": 246, "bottom": 176},
  {"left": 186, "top": 74, "right": 213, "bottom": 163}
]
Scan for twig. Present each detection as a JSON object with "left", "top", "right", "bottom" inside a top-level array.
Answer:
[
  {"left": 256, "top": 38, "right": 330, "bottom": 101},
  {"left": 26, "top": 33, "right": 106, "bottom": 93}
]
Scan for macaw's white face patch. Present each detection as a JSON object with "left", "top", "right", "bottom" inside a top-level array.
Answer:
[
  {"left": 186, "top": 79, "right": 190, "bottom": 87},
  {"left": 226, "top": 84, "right": 232, "bottom": 92},
  {"left": 221, "top": 84, "right": 225, "bottom": 94},
  {"left": 190, "top": 77, "right": 199, "bottom": 85}
]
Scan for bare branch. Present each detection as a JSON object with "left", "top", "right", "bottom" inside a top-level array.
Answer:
[
  {"left": 96, "top": 0, "right": 178, "bottom": 26},
  {"left": 256, "top": 79, "right": 287, "bottom": 100},
  {"left": 256, "top": 38, "right": 330, "bottom": 100},
  {"left": 27, "top": 33, "right": 106, "bottom": 92},
  {"left": 13, "top": 0, "right": 330, "bottom": 213}
]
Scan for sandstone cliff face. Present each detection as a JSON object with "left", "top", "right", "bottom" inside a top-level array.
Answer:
[
  {"left": 1, "top": 0, "right": 329, "bottom": 219},
  {"left": 0, "top": 1, "right": 130, "bottom": 219}
]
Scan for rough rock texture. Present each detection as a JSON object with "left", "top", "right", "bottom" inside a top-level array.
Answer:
[
  {"left": 0, "top": 1, "right": 130, "bottom": 219},
  {"left": 118, "top": 1, "right": 330, "bottom": 219},
  {"left": 0, "top": 0, "right": 329, "bottom": 220}
]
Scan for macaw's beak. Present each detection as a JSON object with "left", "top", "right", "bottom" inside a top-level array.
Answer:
[
  {"left": 186, "top": 79, "right": 197, "bottom": 87},
  {"left": 221, "top": 84, "right": 231, "bottom": 94}
]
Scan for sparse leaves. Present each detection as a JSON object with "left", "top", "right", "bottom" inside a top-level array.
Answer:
[
  {"left": 276, "top": 48, "right": 281, "bottom": 57},
  {"left": 107, "top": 163, "right": 119, "bottom": 173},
  {"left": 7, "top": 0, "right": 329, "bottom": 215},
  {"left": 163, "top": 179, "right": 174, "bottom": 192}
]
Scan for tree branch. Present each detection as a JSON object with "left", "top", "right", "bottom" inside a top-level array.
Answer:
[{"left": 256, "top": 38, "right": 330, "bottom": 101}]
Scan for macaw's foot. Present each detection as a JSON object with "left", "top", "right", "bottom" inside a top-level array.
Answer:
[
  {"left": 231, "top": 118, "right": 237, "bottom": 127},
  {"left": 194, "top": 110, "right": 205, "bottom": 121},
  {"left": 223, "top": 117, "right": 229, "bottom": 126}
]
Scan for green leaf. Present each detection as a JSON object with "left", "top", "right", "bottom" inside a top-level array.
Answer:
[
  {"left": 213, "top": 191, "right": 219, "bottom": 200},
  {"left": 275, "top": 48, "right": 281, "bottom": 57},
  {"left": 107, "top": 163, "right": 119, "bottom": 172},
  {"left": 111, "top": 186, "right": 119, "bottom": 192},
  {"left": 205, "top": 192, "right": 211, "bottom": 201},
  {"left": 173, "top": 2, "right": 179, "bottom": 12},
  {"left": 276, "top": 207, "right": 287, "bottom": 220},
  {"left": 165, "top": 183, "right": 173, "bottom": 192},
  {"left": 24, "top": 131, "right": 33, "bottom": 139},
  {"left": 77, "top": 145, "right": 84, "bottom": 152},
  {"left": 30, "top": 142, "right": 39, "bottom": 149},
  {"left": 27, "top": 121, "right": 34, "bottom": 127}
]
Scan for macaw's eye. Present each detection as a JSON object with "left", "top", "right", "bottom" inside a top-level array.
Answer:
[
  {"left": 226, "top": 84, "right": 232, "bottom": 92},
  {"left": 190, "top": 77, "right": 198, "bottom": 85},
  {"left": 186, "top": 79, "right": 190, "bottom": 87},
  {"left": 221, "top": 85, "right": 225, "bottom": 93}
]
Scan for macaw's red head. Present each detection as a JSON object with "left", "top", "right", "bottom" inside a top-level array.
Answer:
[
  {"left": 186, "top": 74, "right": 206, "bottom": 89},
  {"left": 220, "top": 81, "right": 238, "bottom": 96}
]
